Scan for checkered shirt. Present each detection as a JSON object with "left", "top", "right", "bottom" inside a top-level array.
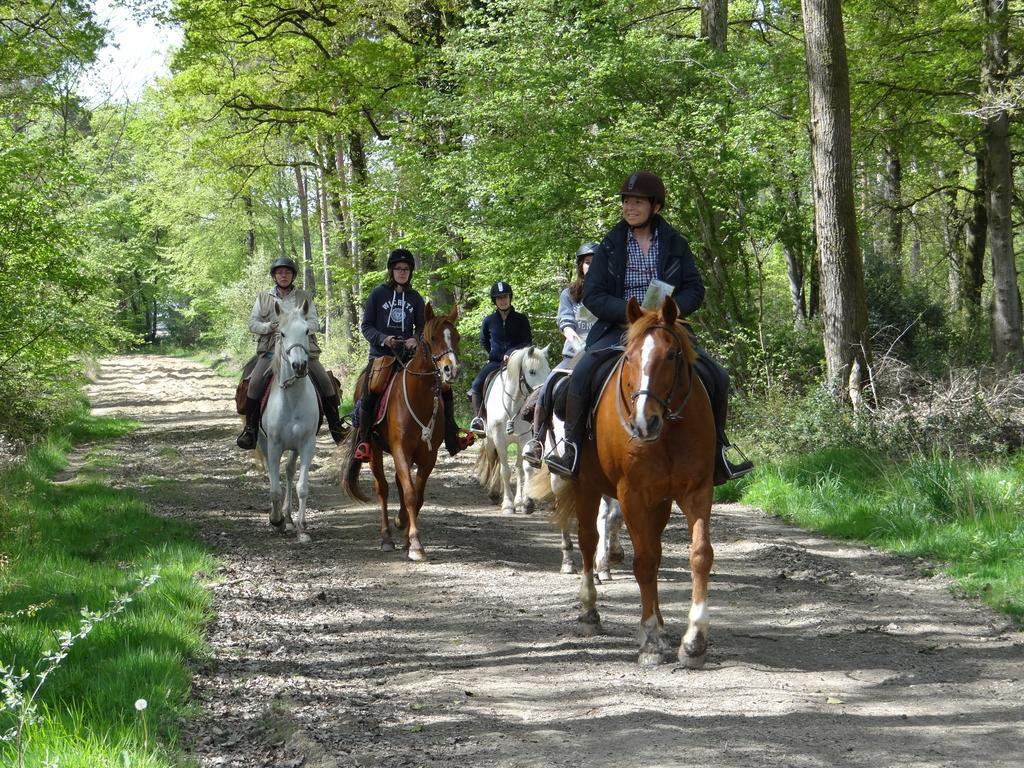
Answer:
[{"left": 624, "top": 227, "right": 660, "bottom": 304}]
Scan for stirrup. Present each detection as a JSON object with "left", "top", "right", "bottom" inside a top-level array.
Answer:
[
  {"left": 236, "top": 427, "right": 257, "bottom": 451},
  {"left": 354, "top": 441, "right": 372, "bottom": 461},
  {"left": 469, "top": 416, "right": 486, "bottom": 435},
  {"left": 722, "top": 444, "right": 754, "bottom": 480},
  {"left": 522, "top": 438, "right": 543, "bottom": 469},
  {"left": 545, "top": 440, "right": 579, "bottom": 478}
]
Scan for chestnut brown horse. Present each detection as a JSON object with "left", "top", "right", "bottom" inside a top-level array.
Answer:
[
  {"left": 529, "top": 296, "right": 716, "bottom": 666},
  {"left": 341, "top": 304, "right": 461, "bottom": 561}
]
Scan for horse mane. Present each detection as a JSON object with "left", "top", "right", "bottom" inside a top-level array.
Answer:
[
  {"left": 625, "top": 311, "right": 697, "bottom": 365},
  {"left": 505, "top": 346, "right": 528, "bottom": 384}
]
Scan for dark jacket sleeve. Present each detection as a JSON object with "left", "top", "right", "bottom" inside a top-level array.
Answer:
[
  {"left": 480, "top": 314, "right": 491, "bottom": 354},
  {"left": 582, "top": 239, "right": 629, "bottom": 326},
  {"left": 667, "top": 233, "right": 705, "bottom": 318},
  {"left": 360, "top": 286, "right": 387, "bottom": 348},
  {"left": 412, "top": 292, "right": 425, "bottom": 336}
]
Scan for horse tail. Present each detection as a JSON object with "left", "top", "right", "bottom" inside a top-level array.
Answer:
[
  {"left": 549, "top": 473, "right": 577, "bottom": 532},
  {"left": 526, "top": 463, "right": 554, "bottom": 503},
  {"left": 339, "top": 432, "right": 370, "bottom": 502},
  {"left": 474, "top": 439, "right": 502, "bottom": 496}
]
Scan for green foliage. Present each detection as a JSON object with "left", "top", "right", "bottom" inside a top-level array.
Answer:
[
  {"left": 0, "top": 408, "right": 214, "bottom": 765},
  {"left": 741, "top": 448, "right": 1024, "bottom": 622}
]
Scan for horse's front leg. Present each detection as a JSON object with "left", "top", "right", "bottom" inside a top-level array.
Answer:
[
  {"left": 281, "top": 450, "right": 298, "bottom": 533},
  {"left": 293, "top": 437, "right": 315, "bottom": 544},
  {"left": 574, "top": 482, "right": 602, "bottom": 636},
  {"left": 512, "top": 433, "right": 532, "bottom": 514},
  {"left": 559, "top": 527, "right": 576, "bottom": 574},
  {"left": 595, "top": 496, "right": 612, "bottom": 583},
  {"left": 369, "top": 450, "right": 393, "bottom": 551},
  {"left": 495, "top": 431, "right": 515, "bottom": 515},
  {"left": 395, "top": 449, "right": 432, "bottom": 561},
  {"left": 266, "top": 441, "right": 286, "bottom": 530},
  {"left": 676, "top": 486, "right": 714, "bottom": 668},
  {"left": 624, "top": 496, "right": 673, "bottom": 665}
]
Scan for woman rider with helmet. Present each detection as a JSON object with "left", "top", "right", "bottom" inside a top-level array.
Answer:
[
  {"left": 521, "top": 241, "right": 599, "bottom": 467},
  {"left": 544, "top": 171, "right": 754, "bottom": 484},
  {"left": 354, "top": 248, "right": 470, "bottom": 460},
  {"left": 237, "top": 256, "right": 347, "bottom": 449},
  {"left": 468, "top": 281, "right": 533, "bottom": 434}
]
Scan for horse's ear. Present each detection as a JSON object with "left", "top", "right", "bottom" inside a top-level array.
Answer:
[
  {"left": 626, "top": 296, "right": 643, "bottom": 324},
  {"left": 447, "top": 304, "right": 459, "bottom": 323},
  {"left": 274, "top": 301, "right": 282, "bottom": 316},
  {"left": 661, "top": 296, "right": 678, "bottom": 326},
  {"left": 539, "top": 343, "right": 551, "bottom": 358},
  {"left": 425, "top": 302, "right": 435, "bottom": 321},
  {"left": 302, "top": 298, "right": 310, "bottom": 316}
]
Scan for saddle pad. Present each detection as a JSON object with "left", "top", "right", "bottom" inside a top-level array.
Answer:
[{"left": 551, "top": 347, "right": 624, "bottom": 424}]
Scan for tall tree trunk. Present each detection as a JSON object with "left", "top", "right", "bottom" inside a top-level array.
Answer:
[
  {"left": 881, "top": 140, "right": 903, "bottom": 276},
  {"left": 964, "top": 148, "right": 987, "bottom": 317},
  {"left": 801, "top": 0, "right": 872, "bottom": 404},
  {"left": 275, "top": 197, "right": 288, "bottom": 259},
  {"left": 982, "top": 0, "right": 1022, "bottom": 368},
  {"left": 314, "top": 166, "right": 333, "bottom": 343},
  {"left": 941, "top": 180, "right": 964, "bottom": 309},
  {"left": 701, "top": 0, "right": 727, "bottom": 50},
  {"left": 293, "top": 163, "right": 316, "bottom": 293},
  {"left": 243, "top": 194, "right": 256, "bottom": 262},
  {"left": 778, "top": 177, "right": 808, "bottom": 325}
]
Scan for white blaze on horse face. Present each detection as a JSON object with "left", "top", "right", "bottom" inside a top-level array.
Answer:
[
  {"left": 441, "top": 327, "right": 459, "bottom": 381},
  {"left": 634, "top": 334, "right": 657, "bottom": 436}
]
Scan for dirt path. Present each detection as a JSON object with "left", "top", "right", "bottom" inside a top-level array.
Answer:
[{"left": 86, "top": 355, "right": 1023, "bottom": 768}]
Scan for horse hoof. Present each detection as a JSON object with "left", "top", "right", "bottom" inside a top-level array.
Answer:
[
  {"left": 678, "top": 651, "right": 707, "bottom": 669},
  {"left": 560, "top": 561, "right": 577, "bottom": 575},
  {"left": 297, "top": 532, "right": 311, "bottom": 544},
  {"left": 576, "top": 608, "right": 601, "bottom": 636},
  {"left": 407, "top": 548, "right": 428, "bottom": 562},
  {"left": 381, "top": 540, "right": 395, "bottom": 551},
  {"left": 596, "top": 569, "right": 612, "bottom": 583},
  {"left": 502, "top": 507, "right": 515, "bottom": 516},
  {"left": 683, "top": 631, "right": 708, "bottom": 659},
  {"left": 270, "top": 520, "right": 286, "bottom": 532},
  {"left": 523, "top": 499, "right": 535, "bottom": 515}
]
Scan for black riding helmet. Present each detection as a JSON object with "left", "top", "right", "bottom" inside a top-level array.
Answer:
[
  {"left": 269, "top": 256, "right": 298, "bottom": 277},
  {"left": 576, "top": 242, "right": 600, "bottom": 265},
  {"left": 387, "top": 248, "right": 415, "bottom": 271},
  {"left": 619, "top": 171, "right": 666, "bottom": 207},
  {"left": 490, "top": 281, "right": 513, "bottom": 302}
]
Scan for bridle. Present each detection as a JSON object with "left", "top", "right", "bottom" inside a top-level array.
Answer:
[
  {"left": 396, "top": 321, "right": 459, "bottom": 443},
  {"left": 501, "top": 350, "right": 542, "bottom": 421},
  {"left": 615, "top": 322, "right": 694, "bottom": 438},
  {"left": 276, "top": 326, "right": 310, "bottom": 388}
]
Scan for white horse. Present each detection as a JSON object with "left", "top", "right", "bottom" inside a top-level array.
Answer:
[
  {"left": 534, "top": 404, "right": 625, "bottom": 580},
  {"left": 258, "top": 299, "right": 320, "bottom": 543},
  {"left": 475, "top": 345, "right": 551, "bottom": 515}
]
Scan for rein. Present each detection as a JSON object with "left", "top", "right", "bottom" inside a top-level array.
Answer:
[
  {"left": 614, "top": 322, "right": 694, "bottom": 438},
  {"left": 275, "top": 337, "right": 310, "bottom": 389},
  {"left": 395, "top": 326, "right": 453, "bottom": 444}
]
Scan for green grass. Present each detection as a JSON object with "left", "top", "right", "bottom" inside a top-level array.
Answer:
[
  {"left": 738, "top": 447, "right": 1024, "bottom": 622},
  {"left": 0, "top": 402, "right": 216, "bottom": 765}
]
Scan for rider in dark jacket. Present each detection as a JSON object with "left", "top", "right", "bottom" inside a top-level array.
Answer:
[
  {"left": 354, "top": 248, "right": 469, "bottom": 460},
  {"left": 544, "top": 171, "right": 753, "bottom": 484},
  {"left": 468, "top": 281, "right": 533, "bottom": 433}
]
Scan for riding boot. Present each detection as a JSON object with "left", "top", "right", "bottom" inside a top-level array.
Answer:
[
  {"left": 322, "top": 392, "right": 348, "bottom": 444},
  {"left": 522, "top": 400, "right": 548, "bottom": 469},
  {"left": 354, "top": 393, "right": 377, "bottom": 461},
  {"left": 236, "top": 396, "right": 261, "bottom": 450},
  {"left": 469, "top": 390, "right": 485, "bottom": 434},
  {"left": 711, "top": 393, "right": 754, "bottom": 485},
  {"left": 545, "top": 392, "right": 585, "bottom": 478}
]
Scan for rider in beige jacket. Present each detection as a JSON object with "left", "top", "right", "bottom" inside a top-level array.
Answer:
[{"left": 236, "top": 257, "right": 347, "bottom": 449}]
